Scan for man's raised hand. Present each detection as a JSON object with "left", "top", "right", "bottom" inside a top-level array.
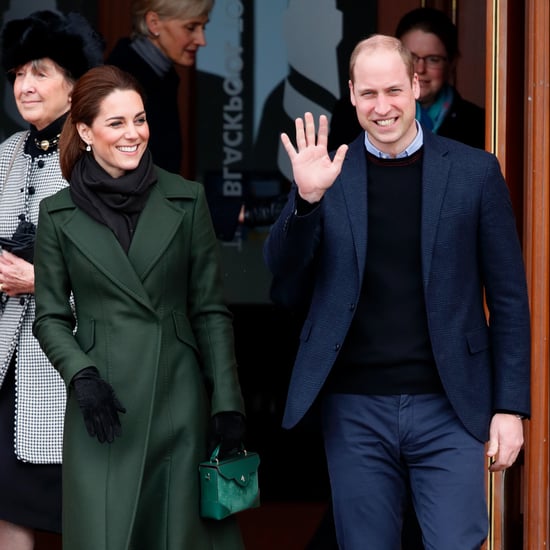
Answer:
[{"left": 280, "top": 112, "right": 348, "bottom": 204}]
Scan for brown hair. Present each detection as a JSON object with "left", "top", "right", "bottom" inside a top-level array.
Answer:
[
  {"left": 349, "top": 34, "right": 414, "bottom": 84},
  {"left": 395, "top": 7, "right": 458, "bottom": 62},
  {"left": 59, "top": 65, "right": 145, "bottom": 180}
]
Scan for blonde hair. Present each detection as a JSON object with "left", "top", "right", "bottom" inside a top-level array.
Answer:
[
  {"left": 349, "top": 34, "right": 414, "bottom": 83},
  {"left": 131, "top": 0, "right": 214, "bottom": 37}
]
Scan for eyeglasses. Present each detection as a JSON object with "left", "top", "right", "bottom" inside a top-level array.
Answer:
[{"left": 411, "top": 54, "right": 447, "bottom": 69}]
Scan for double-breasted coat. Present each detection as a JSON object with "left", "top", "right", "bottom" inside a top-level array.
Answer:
[{"left": 33, "top": 167, "right": 245, "bottom": 550}]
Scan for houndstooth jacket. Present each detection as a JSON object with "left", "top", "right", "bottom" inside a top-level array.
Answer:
[{"left": 0, "top": 131, "right": 67, "bottom": 463}]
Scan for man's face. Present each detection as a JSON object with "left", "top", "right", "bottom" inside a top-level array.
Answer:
[{"left": 349, "top": 48, "right": 419, "bottom": 157}]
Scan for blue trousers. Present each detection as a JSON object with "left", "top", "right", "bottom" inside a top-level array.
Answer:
[{"left": 321, "top": 393, "right": 487, "bottom": 550}]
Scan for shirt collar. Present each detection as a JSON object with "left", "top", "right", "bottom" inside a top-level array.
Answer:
[{"left": 363, "top": 120, "right": 424, "bottom": 158}]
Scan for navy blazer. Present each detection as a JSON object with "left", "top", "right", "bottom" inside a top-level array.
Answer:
[{"left": 264, "top": 130, "right": 531, "bottom": 442}]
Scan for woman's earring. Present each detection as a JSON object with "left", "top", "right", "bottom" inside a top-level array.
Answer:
[{"left": 86, "top": 144, "right": 91, "bottom": 152}]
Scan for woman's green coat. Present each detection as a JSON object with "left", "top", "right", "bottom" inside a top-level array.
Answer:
[{"left": 33, "top": 168, "right": 245, "bottom": 550}]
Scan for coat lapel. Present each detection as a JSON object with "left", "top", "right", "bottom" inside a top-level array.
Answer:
[
  {"left": 421, "top": 133, "right": 450, "bottom": 289},
  {"left": 62, "top": 210, "right": 154, "bottom": 310},
  {"left": 127, "top": 184, "right": 185, "bottom": 280},
  {"left": 60, "top": 185, "right": 184, "bottom": 312}
]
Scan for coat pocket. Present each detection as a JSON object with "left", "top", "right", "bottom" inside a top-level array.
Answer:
[
  {"left": 172, "top": 311, "right": 200, "bottom": 355},
  {"left": 75, "top": 318, "right": 95, "bottom": 352}
]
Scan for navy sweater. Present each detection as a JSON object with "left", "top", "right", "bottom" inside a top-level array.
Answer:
[{"left": 328, "top": 148, "right": 443, "bottom": 395}]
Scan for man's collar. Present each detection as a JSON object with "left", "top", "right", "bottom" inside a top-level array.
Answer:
[{"left": 363, "top": 120, "right": 424, "bottom": 159}]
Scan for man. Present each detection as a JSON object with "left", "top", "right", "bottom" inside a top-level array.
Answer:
[
  {"left": 264, "top": 35, "right": 530, "bottom": 549},
  {"left": 328, "top": 7, "right": 485, "bottom": 151}
]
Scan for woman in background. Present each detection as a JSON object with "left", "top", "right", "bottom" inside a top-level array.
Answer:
[
  {"left": 0, "top": 11, "right": 103, "bottom": 549},
  {"left": 396, "top": 6, "right": 485, "bottom": 148},
  {"left": 108, "top": 0, "right": 279, "bottom": 238},
  {"left": 107, "top": 0, "right": 213, "bottom": 174},
  {"left": 33, "top": 64, "right": 245, "bottom": 550}
]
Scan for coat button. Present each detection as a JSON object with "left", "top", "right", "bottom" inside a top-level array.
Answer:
[
  {"left": 349, "top": 303, "right": 355, "bottom": 311},
  {"left": 334, "top": 343, "right": 340, "bottom": 351},
  {"left": 37, "top": 160, "right": 45, "bottom": 168},
  {"left": 19, "top": 297, "right": 26, "bottom": 305}
]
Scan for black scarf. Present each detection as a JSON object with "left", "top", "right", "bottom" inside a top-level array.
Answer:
[{"left": 69, "top": 149, "right": 157, "bottom": 253}]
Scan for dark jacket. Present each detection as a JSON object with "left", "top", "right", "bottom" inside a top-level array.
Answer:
[
  {"left": 107, "top": 38, "right": 182, "bottom": 174},
  {"left": 264, "top": 130, "right": 530, "bottom": 442}
]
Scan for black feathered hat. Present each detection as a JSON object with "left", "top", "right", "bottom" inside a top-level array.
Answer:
[{"left": 1, "top": 10, "right": 104, "bottom": 82}]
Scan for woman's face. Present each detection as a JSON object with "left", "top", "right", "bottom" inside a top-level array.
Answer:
[
  {"left": 399, "top": 29, "right": 451, "bottom": 108},
  {"left": 148, "top": 13, "right": 209, "bottom": 66},
  {"left": 77, "top": 89, "right": 150, "bottom": 179},
  {"left": 13, "top": 58, "right": 73, "bottom": 130}
]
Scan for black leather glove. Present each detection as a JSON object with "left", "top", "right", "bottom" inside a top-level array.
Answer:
[
  {"left": 207, "top": 411, "right": 246, "bottom": 459},
  {"left": 72, "top": 367, "right": 126, "bottom": 444},
  {"left": 0, "top": 217, "right": 36, "bottom": 263}
]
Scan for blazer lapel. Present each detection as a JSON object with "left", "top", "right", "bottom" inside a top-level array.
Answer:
[
  {"left": 339, "top": 136, "right": 368, "bottom": 280},
  {"left": 421, "top": 134, "right": 450, "bottom": 289}
]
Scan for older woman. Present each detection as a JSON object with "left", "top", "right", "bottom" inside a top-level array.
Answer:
[
  {"left": 0, "top": 10, "right": 103, "bottom": 549},
  {"left": 33, "top": 65, "right": 245, "bottom": 550}
]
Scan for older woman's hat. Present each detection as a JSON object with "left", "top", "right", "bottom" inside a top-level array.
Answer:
[{"left": 1, "top": 10, "right": 104, "bottom": 82}]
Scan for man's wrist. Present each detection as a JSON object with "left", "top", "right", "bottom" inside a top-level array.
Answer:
[
  {"left": 295, "top": 192, "right": 321, "bottom": 216},
  {"left": 494, "top": 409, "right": 528, "bottom": 420}
]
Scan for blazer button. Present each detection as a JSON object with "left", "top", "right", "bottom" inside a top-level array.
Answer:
[
  {"left": 19, "top": 297, "right": 26, "bottom": 306},
  {"left": 349, "top": 303, "right": 355, "bottom": 311},
  {"left": 334, "top": 343, "right": 340, "bottom": 351}
]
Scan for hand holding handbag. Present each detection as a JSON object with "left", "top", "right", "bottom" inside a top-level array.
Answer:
[
  {"left": 206, "top": 411, "right": 246, "bottom": 459},
  {"left": 199, "top": 445, "right": 260, "bottom": 520}
]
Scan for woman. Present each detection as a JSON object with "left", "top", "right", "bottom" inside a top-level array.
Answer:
[
  {"left": 396, "top": 6, "right": 485, "bottom": 149},
  {"left": 107, "top": 0, "right": 213, "bottom": 174},
  {"left": 0, "top": 11, "right": 103, "bottom": 549},
  {"left": 33, "top": 65, "right": 246, "bottom": 550},
  {"left": 108, "top": 0, "right": 275, "bottom": 238}
]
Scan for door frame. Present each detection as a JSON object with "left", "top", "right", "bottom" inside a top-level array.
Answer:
[{"left": 485, "top": 1, "right": 550, "bottom": 549}]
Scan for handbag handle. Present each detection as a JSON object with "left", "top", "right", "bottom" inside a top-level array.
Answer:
[{"left": 209, "top": 444, "right": 248, "bottom": 463}]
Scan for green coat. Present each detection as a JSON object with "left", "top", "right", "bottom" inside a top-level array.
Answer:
[{"left": 33, "top": 168, "right": 245, "bottom": 550}]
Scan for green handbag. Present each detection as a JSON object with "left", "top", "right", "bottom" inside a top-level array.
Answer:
[{"left": 199, "top": 445, "right": 261, "bottom": 520}]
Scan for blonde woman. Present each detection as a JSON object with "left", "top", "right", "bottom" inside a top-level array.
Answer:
[{"left": 107, "top": 0, "right": 213, "bottom": 174}]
